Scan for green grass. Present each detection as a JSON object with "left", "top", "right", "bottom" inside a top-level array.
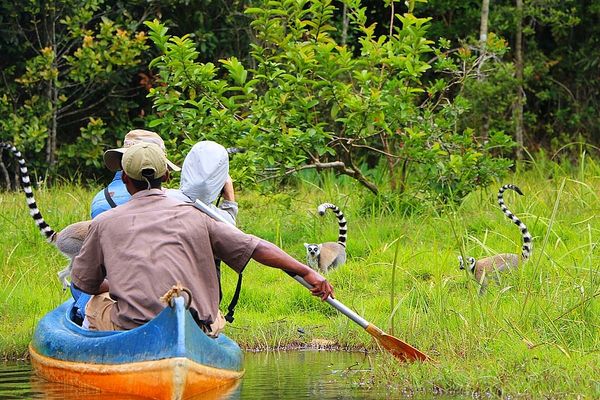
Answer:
[{"left": 1, "top": 157, "right": 599, "bottom": 397}]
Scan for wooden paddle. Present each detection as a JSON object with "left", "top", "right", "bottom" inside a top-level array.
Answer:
[
  {"left": 291, "top": 274, "right": 431, "bottom": 362},
  {"left": 193, "top": 199, "right": 431, "bottom": 362}
]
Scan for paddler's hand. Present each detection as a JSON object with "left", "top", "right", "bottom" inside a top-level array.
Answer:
[
  {"left": 249, "top": 239, "right": 334, "bottom": 300},
  {"left": 302, "top": 269, "right": 334, "bottom": 301}
]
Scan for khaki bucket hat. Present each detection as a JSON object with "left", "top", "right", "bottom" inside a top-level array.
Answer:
[{"left": 103, "top": 129, "right": 180, "bottom": 172}]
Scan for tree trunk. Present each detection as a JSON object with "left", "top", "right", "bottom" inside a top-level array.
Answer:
[
  {"left": 341, "top": 3, "right": 349, "bottom": 45},
  {"left": 514, "top": 0, "right": 524, "bottom": 160},
  {"left": 479, "top": 0, "right": 490, "bottom": 47},
  {"left": 48, "top": 83, "right": 58, "bottom": 169},
  {"left": 13, "top": 162, "right": 19, "bottom": 191},
  {"left": 380, "top": 134, "right": 397, "bottom": 191},
  {"left": 399, "top": 158, "right": 409, "bottom": 194},
  {"left": 479, "top": 0, "right": 490, "bottom": 141},
  {"left": 42, "top": 0, "right": 58, "bottom": 172},
  {"left": 0, "top": 159, "right": 10, "bottom": 190}
]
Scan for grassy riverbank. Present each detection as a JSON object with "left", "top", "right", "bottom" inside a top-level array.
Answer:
[{"left": 1, "top": 158, "right": 599, "bottom": 398}]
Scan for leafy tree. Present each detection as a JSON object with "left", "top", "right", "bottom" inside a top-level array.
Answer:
[
  {"left": 151, "top": 0, "right": 253, "bottom": 62},
  {"left": 518, "top": 0, "right": 594, "bottom": 150},
  {"left": 0, "top": 0, "right": 148, "bottom": 177},
  {"left": 417, "top": 0, "right": 598, "bottom": 154},
  {"left": 145, "top": 0, "right": 513, "bottom": 203}
]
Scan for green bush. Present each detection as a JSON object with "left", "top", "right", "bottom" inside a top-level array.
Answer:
[{"left": 145, "top": 0, "right": 514, "bottom": 205}]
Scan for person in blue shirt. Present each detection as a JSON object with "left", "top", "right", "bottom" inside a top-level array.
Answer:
[
  {"left": 90, "top": 170, "right": 130, "bottom": 218},
  {"left": 89, "top": 129, "right": 180, "bottom": 218}
]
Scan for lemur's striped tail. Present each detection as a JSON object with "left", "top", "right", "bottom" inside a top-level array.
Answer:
[
  {"left": 317, "top": 203, "right": 347, "bottom": 247},
  {"left": 226, "top": 147, "right": 246, "bottom": 155},
  {"left": 498, "top": 184, "right": 532, "bottom": 260},
  {"left": 1, "top": 143, "right": 56, "bottom": 242}
]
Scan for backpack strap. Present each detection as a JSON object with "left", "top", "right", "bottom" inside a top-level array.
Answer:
[
  {"left": 215, "top": 259, "right": 243, "bottom": 323},
  {"left": 104, "top": 187, "right": 118, "bottom": 208},
  {"left": 224, "top": 273, "right": 243, "bottom": 323}
]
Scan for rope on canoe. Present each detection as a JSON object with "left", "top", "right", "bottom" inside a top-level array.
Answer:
[{"left": 160, "top": 283, "right": 192, "bottom": 309}]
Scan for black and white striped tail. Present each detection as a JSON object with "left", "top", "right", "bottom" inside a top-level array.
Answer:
[
  {"left": 498, "top": 184, "right": 532, "bottom": 260},
  {"left": 226, "top": 147, "right": 246, "bottom": 155},
  {"left": 0, "top": 143, "right": 55, "bottom": 242},
  {"left": 317, "top": 202, "right": 347, "bottom": 247}
]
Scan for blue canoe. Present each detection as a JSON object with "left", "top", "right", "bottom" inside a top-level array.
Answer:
[{"left": 29, "top": 297, "right": 244, "bottom": 400}]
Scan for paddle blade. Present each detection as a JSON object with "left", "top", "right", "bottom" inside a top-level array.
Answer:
[{"left": 365, "top": 324, "right": 431, "bottom": 362}]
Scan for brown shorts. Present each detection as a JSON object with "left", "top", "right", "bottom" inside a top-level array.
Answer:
[
  {"left": 85, "top": 292, "right": 227, "bottom": 336},
  {"left": 85, "top": 292, "right": 123, "bottom": 331}
]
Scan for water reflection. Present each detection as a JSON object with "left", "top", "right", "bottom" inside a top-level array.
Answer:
[
  {"left": 1, "top": 351, "right": 378, "bottom": 399},
  {"left": 241, "top": 351, "right": 375, "bottom": 399},
  {"left": 0, "top": 363, "right": 34, "bottom": 399},
  {"left": 31, "top": 378, "right": 241, "bottom": 400}
]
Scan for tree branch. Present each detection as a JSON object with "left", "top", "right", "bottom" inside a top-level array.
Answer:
[{"left": 258, "top": 160, "right": 379, "bottom": 195}]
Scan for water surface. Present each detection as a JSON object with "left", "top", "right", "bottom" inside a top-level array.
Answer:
[{"left": 0, "top": 351, "right": 386, "bottom": 399}]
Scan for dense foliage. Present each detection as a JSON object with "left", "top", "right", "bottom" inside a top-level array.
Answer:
[
  {"left": 420, "top": 0, "right": 599, "bottom": 152},
  {"left": 0, "top": 0, "right": 250, "bottom": 182},
  {"left": 145, "top": 0, "right": 513, "bottom": 203},
  {"left": 0, "top": 0, "right": 149, "bottom": 177},
  {"left": 0, "top": 0, "right": 598, "bottom": 202}
]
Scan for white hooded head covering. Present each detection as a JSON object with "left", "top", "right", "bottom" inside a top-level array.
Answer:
[{"left": 176, "top": 141, "right": 229, "bottom": 204}]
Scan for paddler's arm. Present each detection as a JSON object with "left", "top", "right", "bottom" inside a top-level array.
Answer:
[
  {"left": 204, "top": 213, "right": 333, "bottom": 300},
  {"left": 218, "top": 176, "right": 238, "bottom": 224},
  {"left": 251, "top": 239, "right": 334, "bottom": 301},
  {"left": 222, "top": 176, "right": 235, "bottom": 202}
]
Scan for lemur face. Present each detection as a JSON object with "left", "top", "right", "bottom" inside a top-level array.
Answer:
[
  {"left": 458, "top": 256, "right": 476, "bottom": 271},
  {"left": 304, "top": 243, "right": 321, "bottom": 258}
]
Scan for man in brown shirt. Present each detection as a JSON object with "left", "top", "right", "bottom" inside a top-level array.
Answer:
[{"left": 71, "top": 142, "right": 334, "bottom": 334}]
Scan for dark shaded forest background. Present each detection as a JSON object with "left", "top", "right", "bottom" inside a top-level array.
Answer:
[{"left": 0, "top": 0, "right": 598, "bottom": 202}]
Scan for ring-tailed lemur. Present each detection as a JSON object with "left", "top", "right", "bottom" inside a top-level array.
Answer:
[
  {"left": 459, "top": 184, "right": 532, "bottom": 293},
  {"left": 1, "top": 143, "right": 91, "bottom": 289},
  {"left": 304, "top": 203, "right": 347, "bottom": 273}
]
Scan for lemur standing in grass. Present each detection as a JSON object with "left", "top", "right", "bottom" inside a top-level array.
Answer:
[
  {"left": 459, "top": 184, "right": 533, "bottom": 293},
  {"left": 1, "top": 143, "right": 91, "bottom": 289},
  {"left": 304, "top": 202, "right": 347, "bottom": 273}
]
